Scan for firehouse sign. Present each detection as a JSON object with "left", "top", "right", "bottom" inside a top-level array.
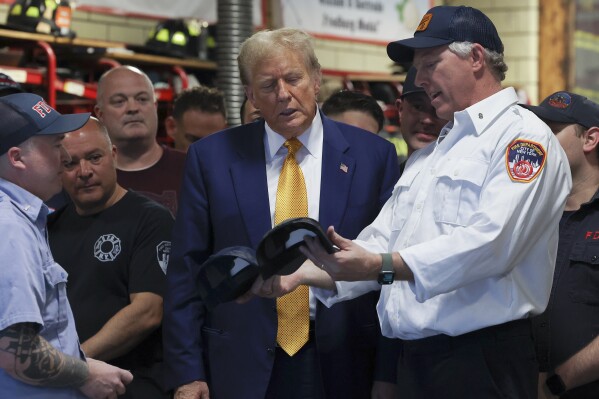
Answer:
[{"left": 281, "top": 0, "right": 432, "bottom": 43}]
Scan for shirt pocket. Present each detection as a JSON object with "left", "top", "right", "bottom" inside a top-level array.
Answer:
[
  {"left": 567, "top": 242, "right": 599, "bottom": 305},
  {"left": 391, "top": 167, "right": 421, "bottom": 232},
  {"left": 41, "top": 262, "right": 70, "bottom": 333},
  {"left": 433, "top": 158, "right": 488, "bottom": 226}
]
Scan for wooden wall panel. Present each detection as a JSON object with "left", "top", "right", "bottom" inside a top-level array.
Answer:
[{"left": 539, "top": 0, "right": 573, "bottom": 100}]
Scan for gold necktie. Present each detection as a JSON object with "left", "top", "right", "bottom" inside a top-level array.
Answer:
[{"left": 274, "top": 137, "right": 310, "bottom": 356}]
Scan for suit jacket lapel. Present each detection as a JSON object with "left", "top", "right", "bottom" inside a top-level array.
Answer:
[
  {"left": 319, "top": 115, "right": 355, "bottom": 231},
  {"left": 230, "top": 122, "right": 272, "bottom": 249}
]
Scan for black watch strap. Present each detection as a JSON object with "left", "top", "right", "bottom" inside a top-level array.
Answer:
[{"left": 546, "top": 372, "right": 566, "bottom": 395}]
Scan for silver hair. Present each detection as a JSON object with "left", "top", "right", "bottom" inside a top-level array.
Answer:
[
  {"left": 448, "top": 41, "right": 508, "bottom": 82},
  {"left": 237, "top": 28, "right": 322, "bottom": 86}
]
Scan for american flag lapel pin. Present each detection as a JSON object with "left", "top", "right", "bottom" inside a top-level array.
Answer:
[{"left": 340, "top": 163, "right": 348, "bottom": 173}]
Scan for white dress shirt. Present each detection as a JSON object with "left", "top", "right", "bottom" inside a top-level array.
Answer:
[
  {"left": 315, "top": 88, "right": 572, "bottom": 339},
  {"left": 265, "top": 110, "right": 323, "bottom": 317}
]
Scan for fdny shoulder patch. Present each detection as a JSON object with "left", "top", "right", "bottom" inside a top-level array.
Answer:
[{"left": 505, "top": 139, "right": 546, "bottom": 183}]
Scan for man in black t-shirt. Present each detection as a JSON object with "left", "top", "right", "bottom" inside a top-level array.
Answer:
[
  {"left": 526, "top": 92, "right": 599, "bottom": 398},
  {"left": 49, "top": 117, "right": 173, "bottom": 399}
]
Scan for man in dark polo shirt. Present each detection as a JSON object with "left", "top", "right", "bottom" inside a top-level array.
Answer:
[{"left": 526, "top": 92, "right": 599, "bottom": 398}]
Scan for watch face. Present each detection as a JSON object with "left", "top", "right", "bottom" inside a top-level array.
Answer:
[{"left": 378, "top": 272, "right": 394, "bottom": 285}]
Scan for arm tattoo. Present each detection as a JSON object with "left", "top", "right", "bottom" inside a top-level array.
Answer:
[{"left": 0, "top": 323, "right": 89, "bottom": 388}]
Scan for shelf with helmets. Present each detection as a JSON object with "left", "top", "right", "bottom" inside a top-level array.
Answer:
[{"left": 0, "top": 0, "right": 217, "bottom": 112}]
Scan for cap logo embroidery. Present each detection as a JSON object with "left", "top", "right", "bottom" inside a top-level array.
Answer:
[
  {"left": 416, "top": 13, "right": 432, "bottom": 32},
  {"left": 505, "top": 139, "right": 546, "bottom": 183},
  {"left": 547, "top": 92, "right": 571, "bottom": 109},
  {"left": 32, "top": 100, "right": 53, "bottom": 117}
]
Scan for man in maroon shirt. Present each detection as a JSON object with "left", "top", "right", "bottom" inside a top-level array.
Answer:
[{"left": 95, "top": 65, "right": 185, "bottom": 216}]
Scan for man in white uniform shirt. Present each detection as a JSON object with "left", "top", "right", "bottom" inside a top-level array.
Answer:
[{"left": 280, "top": 5, "right": 572, "bottom": 398}]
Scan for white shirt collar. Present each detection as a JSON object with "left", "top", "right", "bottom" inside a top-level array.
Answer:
[
  {"left": 451, "top": 87, "right": 518, "bottom": 136},
  {"left": 264, "top": 107, "right": 323, "bottom": 161}
]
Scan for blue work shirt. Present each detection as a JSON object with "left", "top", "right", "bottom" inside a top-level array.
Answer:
[{"left": 0, "top": 178, "right": 85, "bottom": 398}]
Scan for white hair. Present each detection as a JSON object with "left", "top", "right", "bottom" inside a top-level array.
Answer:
[{"left": 448, "top": 41, "right": 508, "bottom": 82}]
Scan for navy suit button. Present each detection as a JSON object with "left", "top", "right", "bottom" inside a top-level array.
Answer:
[{"left": 267, "top": 347, "right": 275, "bottom": 356}]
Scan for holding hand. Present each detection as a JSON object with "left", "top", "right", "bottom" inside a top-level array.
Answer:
[
  {"left": 301, "top": 226, "right": 382, "bottom": 281},
  {"left": 236, "top": 259, "right": 336, "bottom": 302},
  {"left": 79, "top": 358, "right": 133, "bottom": 399},
  {"left": 175, "top": 380, "right": 210, "bottom": 399}
]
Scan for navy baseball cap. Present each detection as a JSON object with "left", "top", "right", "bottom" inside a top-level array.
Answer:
[
  {"left": 257, "top": 217, "right": 337, "bottom": 280},
  {"left": 0, "top": 73, "right": 24, "bottom": 95},
  {"left": 521, "top": 91, "right": 599, "bottom": 130},
  {"left": 401, "top": 67, "right": 425, "bottom": 98},
  {"left": 387, "top": 6, "right": 504, "bottom": 63},
  {"left": 0, "top": 93, "right": 90, "bottom": 155},
  {"left": 196, "top": 246, "right": 260, "bottom": 310}
]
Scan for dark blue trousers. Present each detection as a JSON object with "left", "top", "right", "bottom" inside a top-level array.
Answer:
[
  {"left": 265, "top": 329, "right": 325, "bottom": 399},
  {"left": 396, "top": 319, "right": 538, "bottom": 399}
]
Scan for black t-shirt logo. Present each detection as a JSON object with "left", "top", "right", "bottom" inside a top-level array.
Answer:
[{"left": 94, "top": 234, "right": 122, "bottom": 262}]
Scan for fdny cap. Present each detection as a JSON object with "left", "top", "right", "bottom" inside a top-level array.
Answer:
[
  {"left": 196, "top": 218, "right": 338, "bottom": 310},
  {"left": 196, "top": 246, "right": 260, "bottom": 310},
  {"left": 387, "top": 5, "right": 504, "bottom": 63},
  {"left": 257, "top": 217, "right": 337, "bottom": 280},
  {"left": 0, "top": 93, "right": 90, "bottom": 155},
  {"left": 401, "top": 66, "right": 425, "bottom": 98},
  {"left": 521, "top": 91, "right": 599, "bottom": 130}
]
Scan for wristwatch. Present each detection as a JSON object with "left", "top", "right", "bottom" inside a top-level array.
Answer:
[
  {"left": 546, "top": 372, "right": 566, "bottom": 396},
  {"left": 377, "top": 253, "right": 395, "bottom": 285}
]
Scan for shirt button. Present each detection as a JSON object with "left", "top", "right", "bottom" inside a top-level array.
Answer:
[
  {"left": 453, "top": 170, "right": 459, "bottom": 176},
  {"left": 592, "top": 256, "right": 598, "bottom": 262},
  {"left": 430, "top": 168, "right": 436, "bottom": 175},
  {"left": 416, "top": 203, "right": 422, "bottom": 210}
]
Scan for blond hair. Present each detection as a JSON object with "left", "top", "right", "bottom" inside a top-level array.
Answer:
[{"left": 238, "top": 28, "right": 321, "bottom": 86}]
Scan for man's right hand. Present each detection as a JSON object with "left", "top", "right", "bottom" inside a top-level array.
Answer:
[
  {"left": 79, "top": 358, "right": 133, "bottom": 399},
  {"left": 175, "top": 380, "right": 210, "bottom": 399}
]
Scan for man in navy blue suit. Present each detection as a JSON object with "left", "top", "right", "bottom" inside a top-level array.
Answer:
[{"left": 162, "top": 28, "right": 400, "bottom": 399}]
